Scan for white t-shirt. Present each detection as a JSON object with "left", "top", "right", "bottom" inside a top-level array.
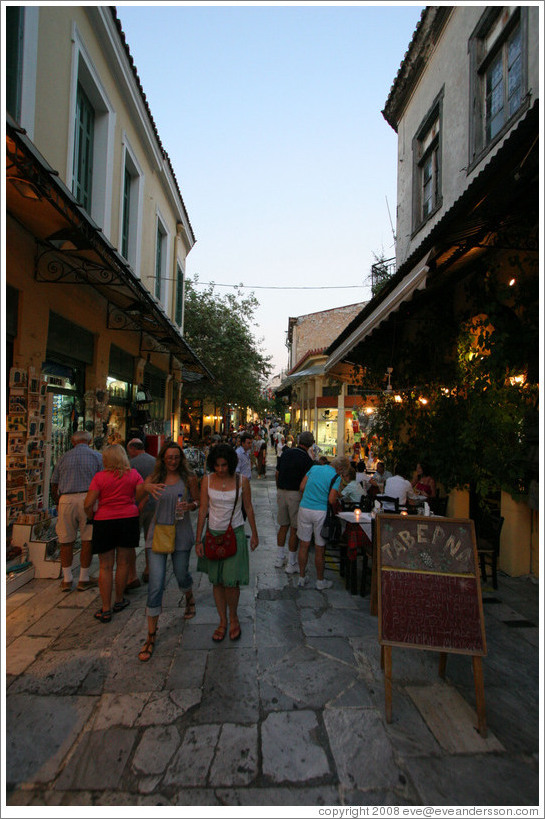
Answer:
[{"left": 384, "top": 475, "right": 414, "bottom": 507}]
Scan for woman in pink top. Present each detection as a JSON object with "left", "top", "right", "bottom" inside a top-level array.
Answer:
[{"left": 84, "top": 444, "right": 143, "bottom": 622}]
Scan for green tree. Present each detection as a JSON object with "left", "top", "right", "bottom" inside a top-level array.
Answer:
[{"left": 182, "top": 279, "right": 272, "bottom": 412}]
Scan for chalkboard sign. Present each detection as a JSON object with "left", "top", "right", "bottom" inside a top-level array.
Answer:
[{"left": 377, "top": 515, "right": 486, "bottom": 656}]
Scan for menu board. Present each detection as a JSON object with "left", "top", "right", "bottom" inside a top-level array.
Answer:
[{"left": 376, "top": 515, "right": 486, "bottom": 656}]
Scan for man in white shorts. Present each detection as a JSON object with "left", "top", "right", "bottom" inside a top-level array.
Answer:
[
  {"left": 50, "top": 431, "right": 103, "bottom": 592},
  {"left": 275, "top": 431, "right": 314, "bottom": 570}
]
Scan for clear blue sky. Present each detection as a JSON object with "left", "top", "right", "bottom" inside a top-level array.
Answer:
[{"left": 117, "top": 2, "right": 424, "bottom": 376}]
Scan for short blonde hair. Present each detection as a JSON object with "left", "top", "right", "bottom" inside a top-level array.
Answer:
[{"left": 102, "top": 444, "right": 130, "bottom": 478}]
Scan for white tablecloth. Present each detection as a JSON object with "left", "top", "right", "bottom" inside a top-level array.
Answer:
[{"left": 336, "top": 511, "right": 372, "bottom": 540}]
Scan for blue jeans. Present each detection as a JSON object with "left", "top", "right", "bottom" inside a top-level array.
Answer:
[{"left": 146, "top": 548, "right": 192, "bottom": 617}]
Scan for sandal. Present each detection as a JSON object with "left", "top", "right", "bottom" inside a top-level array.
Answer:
[
  {"left": 212, "top": 625, "right": 227, "bottom": 642},
  {"left": 183, "top": 593, "right": 196, "bottom": 620},
  {"left": 229, "top": 619, "right": 242, "bottom": 641},
  {"left": 138, "top": 630, "right": 157, "bottom": 662},
  {"left": 113, "top": 598, "right": 130, "bottom": 613},
  {"left": 94, "top": 609, "right": 112, "bottom": 623}
]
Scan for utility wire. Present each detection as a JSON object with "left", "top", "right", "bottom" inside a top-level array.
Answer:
[{"left": 186, "top": 281, "right": 364, "bottom": 290}]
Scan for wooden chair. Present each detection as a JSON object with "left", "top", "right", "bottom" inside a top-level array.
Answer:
[{"left": 476, "top": 514, "right": 504, "bottom": 589}]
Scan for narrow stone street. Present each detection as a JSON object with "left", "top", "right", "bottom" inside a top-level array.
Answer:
[{"left": 5, "top": 453, "right": 540, "bottom": 808}]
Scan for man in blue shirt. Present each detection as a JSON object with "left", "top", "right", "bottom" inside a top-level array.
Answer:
[
  {"left": 50, "top": 431, "right": 103, "bottom": 592},
  {"left": 296, "top": 455, "right": 349, "bottom": 590}
]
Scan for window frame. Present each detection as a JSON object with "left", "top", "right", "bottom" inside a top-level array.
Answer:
[
  {"left": 411, "top": 87, "right": 444, "bottom": 236},
  {"left": 153, "top": 213, "right": 170, "bottom": 305},
  {"left": 5, "top": 6, "right": 38, "bottom": 136},
  {"left": 468, "top": 6, "right": 529, "bottom": 172},
  {"left": 119, "top": 134, "right": 144, "bottom": 274},
  {"left": 67, "top": 24, "right": 115, "bottom": 232},
  {"left": 175, "top": 262, "right": 185, "bottom": 329}
]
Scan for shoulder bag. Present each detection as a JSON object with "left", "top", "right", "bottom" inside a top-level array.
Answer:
[
  {"left": 151, "top": 485, "right": 187, "bottom": 554},
  {"left": 320, "top": 474, "right": 342, "bottom": 544},
  {"left": 204, "top": 474, "right": 240, "bottom": 560}
]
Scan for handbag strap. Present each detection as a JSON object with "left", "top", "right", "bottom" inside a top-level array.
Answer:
[
  {"left": 227, "top": 474, "right": 240, "bottom": 527},
  {"left": 207, "top": 473, "right": 240, "bottom": 527}
]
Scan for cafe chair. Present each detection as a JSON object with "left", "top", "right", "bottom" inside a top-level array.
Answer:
[
  {"left": 476, "top": 513, "right": 504, "bottom": 589},
  {"left": 377, "top": 495, "right": 399, "bottom": 512}
]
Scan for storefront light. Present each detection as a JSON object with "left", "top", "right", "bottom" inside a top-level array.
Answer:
[
  {"left": 365, "top": 407, "right": 375, "bottom": 415},
  {"left": 509, "top": 374, "right": 526, "bottom": 386},
  {"left": 394, "top": 395, "right": 402, "bottom": 403},
  {"left": 418, "top": 397, "right": 428, "bottom": 405}
]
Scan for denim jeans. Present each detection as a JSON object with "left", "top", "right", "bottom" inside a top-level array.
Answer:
[{"left": 146, "top": 548, "right": 192, "bottom": 617}]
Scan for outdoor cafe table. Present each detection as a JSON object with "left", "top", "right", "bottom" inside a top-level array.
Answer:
[{"left": 336, "top": 511, "right": 374, "bottom": 603}]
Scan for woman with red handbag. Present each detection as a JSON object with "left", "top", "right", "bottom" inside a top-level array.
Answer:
[{"left": 195, "top": 443, "right": 259, "bottom": 642}]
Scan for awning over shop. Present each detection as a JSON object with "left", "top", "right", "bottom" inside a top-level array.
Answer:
[
  {"left": 325, "top": 258, "right": 430, "bottom": 371},
  {"left": 276, "top": 363, "right": 326, "bottom": 392},
  {"left": 6, "top": 115, "right": 213, "bottom": 382}
]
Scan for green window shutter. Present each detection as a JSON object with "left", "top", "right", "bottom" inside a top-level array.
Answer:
[
  {"left": 175, "top": 265, "right": 184, "bottom": 325},
  {"left": 121, "top": 167, "right": 131, "bottom": 258},
  {"left": 6, "top": 7, "right": 24, "bottom": 121},
  {"left": 73, "top": 84, "right": 94, "bottom": 210}
]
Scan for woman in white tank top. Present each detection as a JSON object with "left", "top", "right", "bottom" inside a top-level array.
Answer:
[{"left": 195, "top": 444, "right": 259, "bottom": 642}]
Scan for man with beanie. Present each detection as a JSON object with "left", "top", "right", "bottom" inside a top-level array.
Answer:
[{"left": 275, "top": 430, "right": 314, "bottom": 571}]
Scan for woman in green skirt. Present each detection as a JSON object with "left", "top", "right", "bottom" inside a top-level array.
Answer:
[{"left": 195, "top": 444, "right": 259, "bottom": 641}]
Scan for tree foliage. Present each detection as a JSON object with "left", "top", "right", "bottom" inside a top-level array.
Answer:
[{"left": 182, "top": 279, "right": 272, "bottom": 410}]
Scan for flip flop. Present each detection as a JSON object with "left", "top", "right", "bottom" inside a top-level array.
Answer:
[
  {"left": 94, "top": 609, "right": 112, "bottom": 623},
  {"left": 212, "top": 625, "right": 226, "bottom": 642}
]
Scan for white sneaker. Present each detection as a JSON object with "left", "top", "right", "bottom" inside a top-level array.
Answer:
[
  {"left": 285, "top": 563, "right": 299, "bottom": 574},
  {"left": 316, "top": 579, "right": 333, "bottom": 590},
  {"left": 297, "top": 576, "right": 309, "bottom": 588},
  {"left": 274, "top": 553, "right": 286, "bottom": 568}
]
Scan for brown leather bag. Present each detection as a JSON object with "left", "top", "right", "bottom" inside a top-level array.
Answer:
[{"left": 204, "top": 474, "right": 240, "bottom": 560}]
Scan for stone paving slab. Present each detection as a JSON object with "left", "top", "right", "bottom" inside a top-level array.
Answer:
[
  {"left": 5, "top": 635, "right": 52, "bottom": 675},
  {"left": 208, "top": 723, "right": 259, "bottom": 787},
  {"left": 404, "top": 753, "right": 540, "bottom": 806},
  {"left": 55, "top": 727, "right": 137, "bottom": 791},
  {"left": 261, "top": 710, "right": 331, "bottom": 782},
  {"left": 132, "top": 724, "right": 180, "bottom": 775},
  {"left": 163, "top": 723, "right": 221, "bottom": 787},
  {"left": 192, "top": 647, "right": 260, "bottom": 724},
  {"left": 214, "top": 786, "right": 342, "bottom": 805},
  {"left": 6, "top": 693, "right": 96, "bottom": 785},
  {"left": 8, "top": 648, "right": 106, "bottom": 695},
  {"left": 324, "top": 707, "right": 400, "bottom": 791},
  {"left": 260, "top": 643, "right": 360, "bottom": 709}
]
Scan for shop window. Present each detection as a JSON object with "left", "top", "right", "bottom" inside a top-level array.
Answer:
[
  {"left": 69, "top": 28, "right": 115, "bottom": 229},
  {"left": 468, "top": 7, "right": 528, "bottom": 170},
  {"left": 120, "top": 139, "right": 143, "bottom": 273},
  {"left": 412, "top": 88, "right": 443, "bottom": 233}
]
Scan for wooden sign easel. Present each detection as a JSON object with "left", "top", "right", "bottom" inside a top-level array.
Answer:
[{"left": 376, "top": 515, "right": 488, "bottom": 736}]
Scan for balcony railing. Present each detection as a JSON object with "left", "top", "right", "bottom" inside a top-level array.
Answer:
[{"left": 370, "top": 257, "right": 396, "bottom": 297}]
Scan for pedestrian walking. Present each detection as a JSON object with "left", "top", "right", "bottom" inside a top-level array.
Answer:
[
  {"left": 195, "top": 444, "right": 259, "bottom": 642},
  {"left": 296, "top": 455, "right": 349, "bottom": 589},
  {"left": 275, "top": 430, "right": 314, "bottom": 571},
  {"left": 83, "top": 444, "right": 143, "bottom": 622},
  {"left": 50, "top": 430, "right": 103, "bottom": 592},
  {"left": 136, "top": 442, "right": 200, "bottom": 661}
]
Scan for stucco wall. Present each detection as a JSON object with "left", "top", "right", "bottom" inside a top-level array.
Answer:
[
  {"left": 290, "top": 303, "right": 366, "bottom": 369},
  {"left": 394, "top": 6, "right": 540, "bottom": 267}
]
